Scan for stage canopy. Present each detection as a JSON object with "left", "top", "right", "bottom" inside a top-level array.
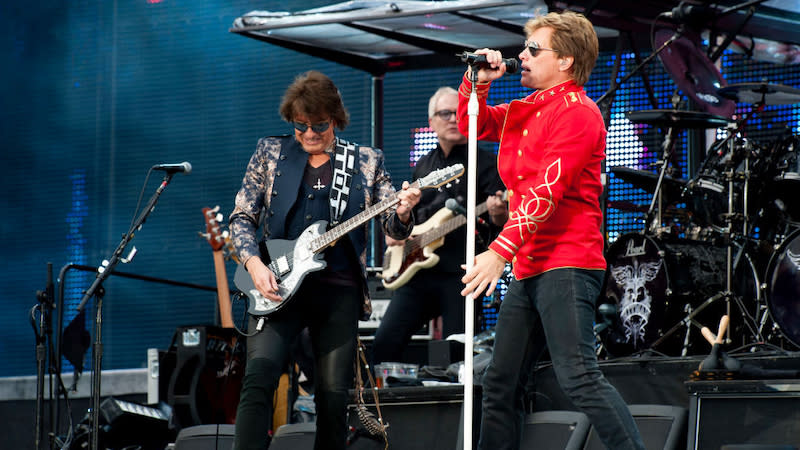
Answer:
[{"left": 230, "top": 0, "right": 800, "bottom": 76}]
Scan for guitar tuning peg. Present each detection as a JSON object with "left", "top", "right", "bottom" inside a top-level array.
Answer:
[
  {"left": 215, "top": 213, "right": 224, "bottom": 223},
  {"left": 211, "top": 205, "right": 220, "bottom": 213},
  {"left": 221, "top": 230, "right": 230, "bottom": 239}
]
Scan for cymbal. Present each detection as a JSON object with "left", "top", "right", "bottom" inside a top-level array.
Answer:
[
  {"left": 718, "top": 83, "right": 800, "bottom": 105},
  {"left": 610, "top": 166, "right": 688, "bottom": 200},
  {"left": 655, "top": 29, "right": 735, "bottom": 118},
  {"left": 627, "top": 110, "right": 731, "bottom": 129}
]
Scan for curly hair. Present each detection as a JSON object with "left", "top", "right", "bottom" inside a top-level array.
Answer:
[{"left": 278, "top": 70, "right": 350, "bottom": 129}]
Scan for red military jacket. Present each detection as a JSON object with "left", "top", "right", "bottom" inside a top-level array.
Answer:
[{"left": 458, "top": 75, "right": 606, "bottom": 280}]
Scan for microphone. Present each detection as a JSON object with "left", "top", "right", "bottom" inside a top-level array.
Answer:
[
  {"left": 152, "top": 161, "right": 192, "bottom": 174},
  {"left": 664, "top": 2, "right": 714, "bottom": 27},
  {"left": 458, "top": 52, "right": 519, "bottom": 74},
  {"left": 445, "top": 198, "right": 466, "bottom": 216}
]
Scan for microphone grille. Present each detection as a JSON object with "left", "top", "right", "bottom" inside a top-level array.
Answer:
[
  {"left": 505, "top": 59, "right": 519, "bottom": 74},
  {"left": 182, "top": 162, "right": 193, "bottom": 174}
]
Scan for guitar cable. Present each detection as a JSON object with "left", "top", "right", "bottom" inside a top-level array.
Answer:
[{"left": 231, "top": 291, "right": 267, "bottom": 337}]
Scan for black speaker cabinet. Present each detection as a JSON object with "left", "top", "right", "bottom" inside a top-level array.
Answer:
[
  {"left": 268, "top": 422, "right": 385, "bottom": 450},
  {"left": 687, "top": 380, "right": 800, "bottom": 449},
  {"left": 521, "top": 410, "right": 591, "bottom": 450},
  {"left": 583, "top": 404, "right": 687, "bottom": 450},
  {"left": 173, "top": 424, "right": 235, "bottom": 450},
  {"left": 350, "top": 385, "right": 476, "bottom": 449},
  {"left": 164, "top": 325, "right": 245, "bottom": 430}
]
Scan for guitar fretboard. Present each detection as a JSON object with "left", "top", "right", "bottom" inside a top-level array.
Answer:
[{"left": 407, "top": 201, "right": 490, "bottom": 255}]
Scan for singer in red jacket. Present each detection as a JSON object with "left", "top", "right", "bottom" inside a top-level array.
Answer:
[{"left": 458, "top": 11, "right": 645, "bottom": 450}]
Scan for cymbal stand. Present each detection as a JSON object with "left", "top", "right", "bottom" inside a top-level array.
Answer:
[
  {"left": 719, "top": 132, "right": 763, "bottom": 344},
  {"left": 651, "top": 124, "right": 763, "bottom": 353},
  {"left": 645, "top": 126, "right": 679, "bottom": 235}
]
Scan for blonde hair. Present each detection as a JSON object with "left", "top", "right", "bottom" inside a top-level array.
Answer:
[{"left": 524, "top": 11, "right": 599, "bottom": 86}]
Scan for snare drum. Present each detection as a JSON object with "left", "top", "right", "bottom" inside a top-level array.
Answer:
[
  {"left": 601, "top": 233, "right": 760, "bottom": 356},
  {"left": 764, "top": 228, "right": 800, "bottom": 349}
]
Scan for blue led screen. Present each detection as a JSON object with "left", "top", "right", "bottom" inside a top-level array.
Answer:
[{"left": 2, "top": 0, "right": 799, "bottom": 376}]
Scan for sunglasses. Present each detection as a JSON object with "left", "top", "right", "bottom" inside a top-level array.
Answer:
[
  {"left": 524, "top": 40, "right": 559, "bottom": 57},
  {"left": 433, "top": 109, "right": 457, "bottom": 120},
  {"left": 293, "top": 121, "right": 331, "bottom": 133}
]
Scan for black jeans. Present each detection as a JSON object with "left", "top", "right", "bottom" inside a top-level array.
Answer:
[
  {"left": 233, "top": 279, "right": 360, "bottom": 450},
  {"left": 478, "top": 268, "right": 645, "bottom": 450},
  {"left": 372, "top": 270, "right": 466, "bottom": 364}
]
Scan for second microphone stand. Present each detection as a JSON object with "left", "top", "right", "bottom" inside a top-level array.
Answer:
[{"left": 78, "top": 171, "right": 175, "bottom": 450}]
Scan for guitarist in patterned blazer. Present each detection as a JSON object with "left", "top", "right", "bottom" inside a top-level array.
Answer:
[
  {"left": 372, "top": 86, "right": 508, "bottom": 366},
  {"left": 228, "top": 71, "right": 421, "bottom": 450}
]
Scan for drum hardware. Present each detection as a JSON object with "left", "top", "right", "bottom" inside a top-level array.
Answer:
[
  {"left": 658, "top": 123, "right": 767, "bottom": 352},
  {"left": 718, "top": 82, "right": 800, "bottom": 106}
]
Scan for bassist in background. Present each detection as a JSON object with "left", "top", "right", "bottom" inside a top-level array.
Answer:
[
  {"left": 228, "top": 71, "right": 421, "bottom": 450},
  {"left": 372, "top": 87, "right": 507, "bottom": 366}
]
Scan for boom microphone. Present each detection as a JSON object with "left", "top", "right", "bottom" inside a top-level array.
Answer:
[
  {"left": 152, "top": 162, "right": 192, "bottom": 174},
  {"left": 445, "top": 198, "right": 467, "bottom": 215},
  {"left": 458, "top": 52, "right": 519, "bottom": 74}
]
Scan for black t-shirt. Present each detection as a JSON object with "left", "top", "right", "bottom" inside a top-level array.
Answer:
[{"left": 411, "top": 143, "right": 506, "bottom": 273}]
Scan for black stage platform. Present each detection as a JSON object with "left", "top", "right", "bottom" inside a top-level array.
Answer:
[{"left": 4, "top": 351, "right": 800, "bottom": 449}]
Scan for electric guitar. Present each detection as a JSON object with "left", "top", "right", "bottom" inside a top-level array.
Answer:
[
  {"left": 201, "top": 206, "right": 239, "bottom": 328},
  {"left": 379, "top": 199, "right": 492, "bottom": 290},
  {"left": 234, "top": 164, "right": 464, "bottom": 317}
]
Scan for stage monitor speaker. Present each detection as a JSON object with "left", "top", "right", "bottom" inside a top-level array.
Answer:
[
  {"left": 520, "top": 410, "right": 591, "bottom": 450},
  {"left": 688, "top": 380, "right": 800, "bottom": 449},
  {"left": 99, "top": 397, "right": 173, "bottom": 450},
  {"left": 173, "top": 424, "right": 235, "bottom": 450},
  {"left": 583, "top": 404, "right": 687, "bottom": 450},
  {"left": 267, "top": 422, "right": 385, "bottom": 450},
  {"left": 268, "top": 423, "right": 315, "bottom": 449}
]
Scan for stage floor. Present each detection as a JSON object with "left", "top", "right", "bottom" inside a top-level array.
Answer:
[{"left": 3, "top": 351, "right": 800, "bottom": 449}]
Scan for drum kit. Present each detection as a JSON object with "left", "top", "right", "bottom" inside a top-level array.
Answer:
[{"left": 597, "top": 35, "right": 800, "bottom": 358}]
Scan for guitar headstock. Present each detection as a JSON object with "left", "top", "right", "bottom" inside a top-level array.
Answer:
[
  {"left": 415, "top": 163, "right": 465, "bottom": 190},
  {"left": 201, "top": 206, "right": 240, "bottom": 263}
]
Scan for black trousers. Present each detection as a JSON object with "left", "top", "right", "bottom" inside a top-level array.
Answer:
[
  {"left": 372, "top": 270, "right": 466, "bottom": 364},
  {"left": 233, "top": 278, "right": 360, "bottom": 450}
]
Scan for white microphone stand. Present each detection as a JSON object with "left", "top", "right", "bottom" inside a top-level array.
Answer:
[{"left": 462, "top": 64, "right": 481, "bottom": 450}]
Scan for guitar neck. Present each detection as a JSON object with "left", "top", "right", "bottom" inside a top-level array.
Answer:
[
  {"left": 415, "top": 201, "right": 490, "bottom": 248},
  {"left": 311, "top": 190, "right": 403, "bottom": 252},
  {"left": 309, "top": 164, "right": 465, "bottom": 253},
  {"left": 212, "top": 250, "right": 234, "bottom": 328}
]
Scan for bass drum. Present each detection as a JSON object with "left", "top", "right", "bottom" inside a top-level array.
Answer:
[
  {"left": 600, "top": 233, "right": 760, "bottom": 357},
  {"left": 764, "top": 229, "right": 800, "bottom": 349}
]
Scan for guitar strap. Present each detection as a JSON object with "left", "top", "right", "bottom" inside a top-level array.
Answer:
[{"left": 329, "top": 138, "right": 358, "bottom": 226}]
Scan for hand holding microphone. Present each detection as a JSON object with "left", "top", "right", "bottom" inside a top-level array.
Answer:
[{"left": 459, "top": 49, "right": 518, "bottom": 83}]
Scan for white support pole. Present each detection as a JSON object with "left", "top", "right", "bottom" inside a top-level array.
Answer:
[{"left": 463, "top": 78, "right": 480, "bottom": 450}]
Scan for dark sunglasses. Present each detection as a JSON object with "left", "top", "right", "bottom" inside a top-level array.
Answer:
[
  {"left": 293, "top": 121, "right": 331, "bottom": 133},
  {"left": 524, "top": 40, "right": 559, "bottom": 57},
  {"left": 433, "top": 109, "right": 457, "bottom": 120}
]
